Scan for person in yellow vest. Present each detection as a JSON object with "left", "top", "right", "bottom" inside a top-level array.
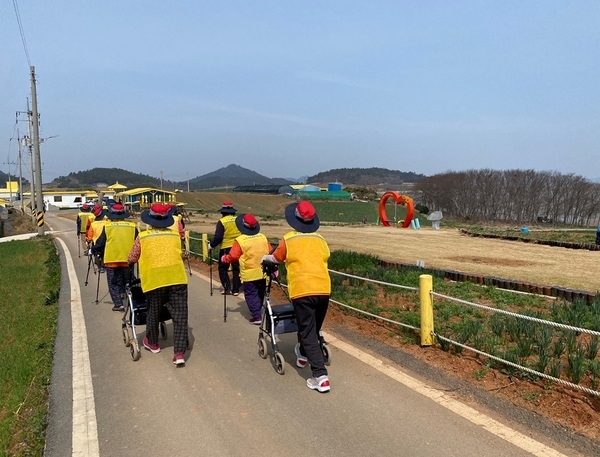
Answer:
[
  {"left": 168, "top": 204, "right": 186, "bottom": 239},
  {"left": 261, "top": 201, "right": 331, "bottom": 393},
  {"left": 221, "top": 214, "right": 272, "bottom": 324},
  {"left": 207, "top": 201, "right": 242, "bottom": 295},
  {"left": 127, "top": 203, "right": 189, "bottom": 367},
  {"left": 86, "top": 205, "right": 107, "bottom": 272},
  {"left": 76, "top": 203, "right": 94, "bottom": 254},
  {"left": 92, "top": 204, "right": 137, "bottom": 312}
]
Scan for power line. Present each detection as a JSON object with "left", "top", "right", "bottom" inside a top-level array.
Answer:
[{"left": 12, "top": 0, "right": 31, "bottom": 67}]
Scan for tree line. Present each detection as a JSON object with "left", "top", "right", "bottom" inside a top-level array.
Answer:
[{"left": 416, "top": 169, "right": 600, "bottom": 226}]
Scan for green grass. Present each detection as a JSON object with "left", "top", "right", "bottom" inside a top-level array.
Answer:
[{"left": 0, "top": 237, "right": 60, "bottom": 456}]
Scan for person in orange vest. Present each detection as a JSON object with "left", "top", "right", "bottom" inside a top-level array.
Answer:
[
  {"left": 262, "top": 201, "right": 331, "bottom": 393},
  {"left": 127, "top": 203, "right": 189, "bottom": 367},
  {"left": 93, "top": 204, "right": 137, "bottom": 312},
  {"left": 220, "top": 213, "right": 272, "bottom": 324},
  {"left": 207, "top": 201, "right": 241, "bottom": 295}
]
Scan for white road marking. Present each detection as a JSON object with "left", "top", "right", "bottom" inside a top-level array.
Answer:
[
  {"left": 55, "top": 238, "right": 100, "bottom": 456},
  {"left": 325, "top": 334, "right": 570, "bottom": 457}
]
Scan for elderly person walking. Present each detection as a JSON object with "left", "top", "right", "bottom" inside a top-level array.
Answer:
[
  {"left": 221, "top": 213, "right": 272, "bottom": 324},
  {"left": 92, "top": 203, "right": 137, "bottom": 311},
  {"left": 208, "top": 201, "right": 242, "bottom": 296},
  {"left": 127, "top": 203, "right": 189, "bottom": 366},
  {"left": 262, "top": 201, "right": 331, "bottom": 393}
]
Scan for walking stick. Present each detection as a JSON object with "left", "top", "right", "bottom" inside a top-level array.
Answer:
[
  {"left": 185, "top": 232, "right": 192, "bottom": 276},
  {"left": 209, "top": 246, "right": 213, "bottom": 296},
  {"left": 84, "top": 249, "right": 93, "bottom": 286},
  {"left": 95, "top": 256, "right": 102, "bottom": 304},
  {"left": 223, "top": 288, "right": 227, "bottom": 323}
]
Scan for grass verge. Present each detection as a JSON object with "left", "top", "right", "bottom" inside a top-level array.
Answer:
[{"left": 0, "top": 236, "right": 60, "bottom": 456}]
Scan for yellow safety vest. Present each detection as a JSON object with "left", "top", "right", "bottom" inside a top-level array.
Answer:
[
  {"left": 90, "top": 220, "right": 106, "bottom": 243},
  {"left": 220, "top": 215, "right": 241, "bottom": 249},
  {"left": 237, "top": 233, "right": 270, "bottom": 282},
  {"left": 138, "top": 229, "right": 187, "bottom": 293},
  {"left": 78, "top": 212, "right": 94, "bottom": 234},
  {"left": 103, "top": 221, "right": 137, "bottom": 264},
  {"left": 282, "top": 231, "right": 331, "bottom": 299}
]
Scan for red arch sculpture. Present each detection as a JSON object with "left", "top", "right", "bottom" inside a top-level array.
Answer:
[{"left": 378, "top": 192, "right": 414, "bottom": 228}]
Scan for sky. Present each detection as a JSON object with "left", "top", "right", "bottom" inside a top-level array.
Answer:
[{"left": 1, "top": 1, "right": 599, "bottom": 184}]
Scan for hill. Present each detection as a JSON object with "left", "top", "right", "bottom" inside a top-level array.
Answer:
[
  {"left": 307, "top": 167, "right": 426, "bottom": 187},
  {"left": 188, "top": 164, "right": 295, "bottom": 190},
  {"left": 45, "top": 165, "right": 426, "bottom": 191},
  {"left": 50, "top": 168, "right": 168, "bottom": 189}
]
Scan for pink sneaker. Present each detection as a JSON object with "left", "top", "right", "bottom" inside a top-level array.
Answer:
[
  {"left": 143, "top": 337, "right": 160, "bottom": 354},
  {"left": 173, "top": 352, "right": 185, "bottom": 366}
]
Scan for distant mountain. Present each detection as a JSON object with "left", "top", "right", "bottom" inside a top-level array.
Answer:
[
  {"left": 0, "top": 170, "right": 29, "bottom": 186},
  {"left": 188, "top": 164, "right": 295, "bottom": 190},
  {"left": 307, "top": 167, "right": 427, "bottom": 187},
  {"left": 50, "top": 168, "right": 167, "bottom": 189}
]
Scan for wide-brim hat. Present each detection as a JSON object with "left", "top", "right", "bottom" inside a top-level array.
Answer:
[
  {"left": 140, "top": 203, "right": 174, "bottom": 228},
  {"left": 219, "top": 200, "right": 237, "bottom": 214},
  {"left": 92, "top": 205, "right": 105, "bottom": 220},
  {"left": 284, "top": 201, "right": 320, "bottom": 233},
  {"left": 235, "top": 213, "right": 260, "bottom": 236},
  {"left": 106, "top": 203, "right": 130, "bottom": 220}
]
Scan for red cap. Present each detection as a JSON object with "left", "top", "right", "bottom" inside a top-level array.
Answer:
[
  {"left": 295, "top": 200, "right": 316, "bottom": 222},
  {"left": 149, "top": 203, "right": 171, "bottom": 216}
]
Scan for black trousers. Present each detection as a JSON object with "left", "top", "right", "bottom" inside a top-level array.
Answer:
[
  {"left": 292, "top": 295, "right": 329, "bottom": 378},
  {"left": 218, "top": 247, "right": 241, "bottom": 293},
  {"left": 145, "top": 284, "right": 188, "bottom": 354}
]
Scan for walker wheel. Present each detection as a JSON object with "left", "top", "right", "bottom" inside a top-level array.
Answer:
[
  {"left": 160, "top": 321, "right": 167, "bottom": 340},
  {"left": 130, "top": 339, "right": 141, "bottom": 361},
  {"left": 122, "top": 325, "right": 130, "bottom": 347},
  {"left": 322, "top": 343, "right": 331, "bottom": 366},
  {"left": 274, "top": 352, "right": 285, "bottom": 375},
  {"left": 258, "top": 337, "right": 268, "bottom": 359}
]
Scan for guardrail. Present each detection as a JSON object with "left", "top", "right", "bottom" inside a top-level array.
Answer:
[{"left": 187, "top": 230, "right": 600, "bottom": 397}]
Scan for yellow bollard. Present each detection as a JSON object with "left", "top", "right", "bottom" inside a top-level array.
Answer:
[
  {"left": 419, "top": 274, "right": 434, "bottom": 346},
  {"left": 201, "top": 233, "right": 208, "bottom": 262}
]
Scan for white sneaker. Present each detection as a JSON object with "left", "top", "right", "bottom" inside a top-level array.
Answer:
[
  {"left": 294, "top": 343, "right": 308, "bottom": 368},
  {"left": 307, "top": 375, "right": 330, "bottom": 393}
]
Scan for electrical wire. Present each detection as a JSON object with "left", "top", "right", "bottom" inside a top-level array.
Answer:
[{"left": 12, "top": 0, "right": 31, "bottom": 67}]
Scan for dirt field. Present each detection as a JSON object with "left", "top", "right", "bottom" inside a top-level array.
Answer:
[{"left": 186, "top": 213, "right": 600, "bottom": 293}]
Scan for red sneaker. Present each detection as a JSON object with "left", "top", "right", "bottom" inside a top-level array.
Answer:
[
  {"left": 143, "top": 337, "right": 160, "bottom": 354},
  {"left": 173, "top": 352, "right": 185, "bottom": 366}
]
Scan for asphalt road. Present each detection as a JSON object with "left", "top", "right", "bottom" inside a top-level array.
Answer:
[{"left": 40, "top": 211, "right": 584, "bottom": 457}]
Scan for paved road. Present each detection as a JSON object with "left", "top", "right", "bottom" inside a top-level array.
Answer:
[{"left": 39, "top": 211, "right": 584, "bottom": 457}]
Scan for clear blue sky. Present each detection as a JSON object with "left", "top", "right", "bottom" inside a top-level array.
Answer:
[{"left": 2, "top": 1, "right": 599, "bottom": 183}]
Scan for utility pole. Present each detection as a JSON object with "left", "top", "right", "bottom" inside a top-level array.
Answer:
[
  {"left": 2, "top": 159, "right": 16, "bottom": 202},
  {"left": 160, "top": 170, "right": 163, "bottom": 189},
  {"left": 187, "top": 172, "right": 190, "bottom": 193},
  {"left": 30, "top": 66, "right": 45, "bottom": 235},
  {"left": 17, "top": 132, "right": 24, "bottom": 213}
]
